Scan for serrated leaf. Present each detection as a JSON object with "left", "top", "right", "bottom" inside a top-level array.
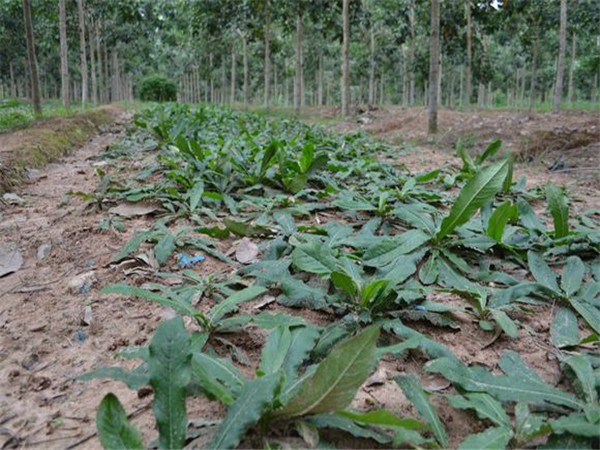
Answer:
[
  {"left": 282, "top": 326, "right": 321, "bottom": 384},
  {"left": 419, "top": 251, "right": 439, "bottom": 285},
  {"left": 339, "top": 410, "right": 424, "bottom": 430},
  {"left": 437, "top": 160, "right": 509, "bottom": 240},
  {"left": 550, "top": 413, "right": 600, "bottom": 438},
  {"left": 458, "top": 426, "right": 512, "bottom": 450},
  {"left": 447, "top": 393, "right": 511, "bottom": 428},
  {"left": 562, "top": 257, "right": 585, "bottom": 297},
  {"left": 426, "top": 353, "right": 585, "bottom": 410},
  {"left": 96, "top": 394, "right": 144, "bottom": 450},
  {"left": 154, "top": 232, "right": 177, "bottom": 266},
  {"left": 562, "top": 355, "right": 598, "bottom": 416},
  {"left": 191, "top": 357, "right": 234, "bottom": 405},
  {"left": 192, "top": 352, "right": 245, "bottom": 392},
  {"left": 551, "top": 307, "right": 580, "bottom": 348},
  {"left": 277, "top": 326, "right": 380, "bottom": 418},
  {"left": 224, "top": 218, "right": 274, "bottom": 237},
  {"left": 112, "top": 230, "right": 152, "bottom": 262},
  {"left": 527, "top": 252, "right": 560, "bottom": 293},
  {"left": 188, "top": 181, "right": 204, "bottom": 212},
  {"left": 490, "top": 309, "right": 519, "bottom": 338},
  {"left": 363, "top": 230, "right": 430, "bottom": 268},
  {"left": 208, "top": 285, "right": 267, "bottom": 326},
  {"left": 394, "top": 375, "right": 448, "bottom": 447},
  {"left": 306, "top": 413, "right": 392, "bottom": 444},
  {"left": 148, "top": 317, "right": 191, "bottom": 449},
  {"left": 291, "top": 241, "right": 338, "bottom": 275},
  {"left": 568, "top": 297, "right": 600, "bottom": 335},
  {"left": 546, "top": 182, "right": 569, "bottom": 238},
  {"left": 487, "top": 200, "right": 516, "bottom": 242},
  {"left": 476, "top": 139, "right": 502, "bottom": 165},
  {"left": 259, "top": 326, "right": 292, "bottom": 375},
  {"left": 78, "top": 365, "right": 149, "bottom": 391},
  {"left": 102, "top": 283, "right": 198, "bottom": 318},
  {"left": 209, "top": 373, "right": 280, "bottom": 449}
]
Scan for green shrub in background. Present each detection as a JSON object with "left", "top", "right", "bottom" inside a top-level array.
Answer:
[{"left": 139, "top": 75, "right": 177, "bottom": 102}]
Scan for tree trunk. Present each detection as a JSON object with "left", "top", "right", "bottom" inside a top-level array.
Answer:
[
  {"left": 112, "top": 51, "right": 120, "bottom": 101},
  {"left": 402, "top": 48, "right": 408, "bottom": 106},
  {"left": 341, "top": 0, "right": 350, "bottom": 117},
  {"left": 58, "top": 0, "right": 69, "bottom": 108},
  {"left": 317, "top": 51, "right": 323, "bottom": 106},
  {"left": 449, "top": 66, "right": 455, "bottom": 107},
  {"left": 264, "top": 0, "right": 270, "bottom": 109},
  {"left": 9, "top": 61, "right": 16, "bottom": 98},
  {"left": 273, "top": 58, "right": 278, "bottom": 101},
  {"left": 592, "top": 73, "right": 597, "bottom": 104},
  {"left": 230, "top": 34, "right": 236, "bottom": 107},
  {"left": 103, "top": 40, "right": 109, "bottom": 101},
  {"left": 428, "top": 0, "right": 440, "bottom": 134},
  {"left": 284, "top": 58, "right": 289, "bottom": 107},
  {"left": 368, "top": 28, "right": 376, "bottom": 105},
  {"left": 95, "top": 23, "right": 103, "bottom": 103},
  {"left": 477, "top": 82, "right": 485, "bottom": 109},
  {"left": 465, "top": 0, "right": 472, "bottom": 110},
  {"left": 567, "top": 32, "right": 576, "bottom": 105},
  {"left": 23, "top": 0, "right": 41, "bottom": 114},
  {"left": 241, "top": 32, "right": 248, "bottom": 109},
  {"left": 553, "top": 0, "right": 567, "bottom": 113},
  {"left": 77, "top": 0, "right": 87, "bottom": 107},
  {"left": 409, "top": 2, "right": 415, "bottom": 105},
  {"left": 209, "top": 53, "right": 214, "bottom": 103},
  {"left": 221, "top": 59, "right": 226, "bottom": 104},
  {"left": 88, "top": 18, "right": 97, "bottom": 105},
  {"left": 529, "top": 39, "right": 538, "bottom": 111},
  {"left": 294, "top": 12, "right": 302, "bottom": 113}
]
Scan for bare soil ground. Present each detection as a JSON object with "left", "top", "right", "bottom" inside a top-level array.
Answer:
[{"left": 0, "top": 106, "right": 598, "bottom": 449}]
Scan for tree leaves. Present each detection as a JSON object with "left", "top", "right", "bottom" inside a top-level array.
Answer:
[
  {"left": 277, "top": 326, "right": 380, "bottom": 418},
  {"left": 437, "top": 160, "right": 509, "bottom": 241}
]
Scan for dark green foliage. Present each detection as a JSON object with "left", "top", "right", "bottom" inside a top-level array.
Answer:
[{"left": 139, "top": 75, "right": 177, "bottom": 102}]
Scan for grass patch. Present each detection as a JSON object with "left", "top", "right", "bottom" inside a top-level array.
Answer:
[{"left": 0, "top": 106, "right": 118, "bottom": 191}]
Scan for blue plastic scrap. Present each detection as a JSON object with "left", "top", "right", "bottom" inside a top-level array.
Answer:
[
  {"left": 412, "top": 305, "right": 427, "bottom": 311},
  {"left": 75, "top": 329, "right": 87, "bottom": 344},
  {"left": 177, "top": 253, "right": 206, "bottom": 268}
]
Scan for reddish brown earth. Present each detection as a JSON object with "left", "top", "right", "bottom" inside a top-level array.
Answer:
[{"left": 0, "top": 106, "right": 598, "bottom": 448}]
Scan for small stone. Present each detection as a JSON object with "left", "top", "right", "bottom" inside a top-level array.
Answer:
[
  {"left": 2, "top": 193, "right": 26, "bottom": 206},
  {"left": 365, "top": 367, "right": 388, "bottom": 387},
  {"left": 82, "top": 306, "right": 93, "bottom": 326},
  {"left": 37, "top": 243, "right": 52, "bottom": 261},
  {"left": 67, "top": 271, "right": 96, "bottom": 294}
]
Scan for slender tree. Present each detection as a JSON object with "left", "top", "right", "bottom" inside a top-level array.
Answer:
[
  {"left": 294, "top": 11, "right": 302, "bottom": 113},
  {"left": 341, "top": 0, "right": 350, "bottom": 117},
  {"left": 553, "top": 0, "right": 567, "bottom": 113},
  {"left": 264, "top": 0, "right": 270, "bottom": 109},
  {"left": 77, "top": 0, "right": 87, "bottom": 107},
  {"left": 88, "top": 17, "right": 97, "bottom": 105},
  {"left": 428, "top": 0, "right": 440, "bottom": 134},
  {"left": 23, "top": 0, "right": 41, "bottom": 115},
  {"left": 58, "top": 0, "right": 69, "bottom": 108},
  {"left": 464, "top": 0, "right": 472, "bottom": 110},
  {"left": 567, "top": 32, "right": 576, "bottom": 105}
]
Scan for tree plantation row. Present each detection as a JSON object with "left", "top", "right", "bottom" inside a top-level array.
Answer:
[{"left": 1, "top": 0, "right": 599, "bottom": 123}]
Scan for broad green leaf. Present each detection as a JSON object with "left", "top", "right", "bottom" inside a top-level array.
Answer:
[
  {"left": 331, "top": 271, "right": 359, "bottom": 300},
  {"left": 426, "top": 353, "right": 584, "bottom": 410},
  {"left": 78, "top": 365, "right": 149, "bottom": 391},
  {"left": 339, "top": 410, "right": 424, "bottom": 430},
  {"left": 551, "top": 307, "right": 580, "bottom": 348},
  {"left": 419, "top": 251, "right": 439, "bottom": 285},
  {"left": 258, "top": 326, "right": 292, "bottom": 375},
  {"left": 476, "top": 139, "right": 502, "bottom": 165},
  {"left": 191, "top": 356, "right": 234, "bottom": 405},
  {"left": 490, "top": 309, "right": 519, "bottom": 338},
  {"left": 546, "top": 182, "right": 569, "bottom": 238},
  {"left": 102, "top": 283, "right": 198, "bottom": 318},
  {"left": 306, "top": 413, "right": 392, "bottom": 444},
  {"left": 562, "top": 257, "right": 585, "bottom": 297},
  {"left": 394, "top": 203, "right": 437, "bottom": 235},
  {"left": 447, "top": 393, "right": 511, "bottom": 428},
  {"left": 514, "top": 403, "right": 548, "bottom": 441},
  {"left": 299, "top": 142, "right": 314, "bottom": 173},
  {"left": 437, "top": 160, "right": 509, "bottom": 240},
  {"left": 458, "top": 426, "right": 512, "bottom": 450},
  {"left": 192, "top": 353, "right": 245, "bottom": 392},
  {"left": 251, "top": 312, "right": 307, "bottom": 329},
  {"left": 562, "top": 355, "right": 598, "bottom": 418},
  {"left": 291, "top": 241, "right": 338, "bottom": 275},
  {"left": 363, "top": 230, "right": 430, "bottom": 268},
  {"left": 502, "top": 155, "right": 513, "bottom": 193},
  {"left": 148, "top": 317, "right": 191, "bottom": 450},
  {"left": 277, "top": 326, "right": 380, "bottom": 418},
  {"left": 112, "top": 230, "right": 153, "bottom": 263},
  {"left": 517, "top": 199, "right": 546, "bottom": 233},
  {"left": 487, "top": 200, "right": 517, "bottom": 242},
  {"left": 224, "top": 218, "right": 274, "bottom": 237},
  {"left": 209, "top": 373, "right": 280, "bottom": 449},
  {"left": 259, "top": 141, "right": 279, "bottom": 177},
  {"left": 527, "top": 252, "right": 560, "bottom": 293},
  {"left": 282, "top": 326, "right": 321, "bottom": 384},
  {"left": 188, "top": 180, "right": 204, "bottom": 212},
  {"left": 394, "top": 375, "right": 448, "bottom": 447},
  {"left": 208, "top": 285, "right": 267, "bottom": 326},
  {"left": 154, "top": 232, "right": 177, "bottom": 265},
  {"left": 568, "top": 297, "right": 600, "bottom": 335},
  {"left": 550, "top": 414, "right": 600, "bottom": 438},
  {"left": 96, "top": 394, "right": 144, "bottom": 450}
]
